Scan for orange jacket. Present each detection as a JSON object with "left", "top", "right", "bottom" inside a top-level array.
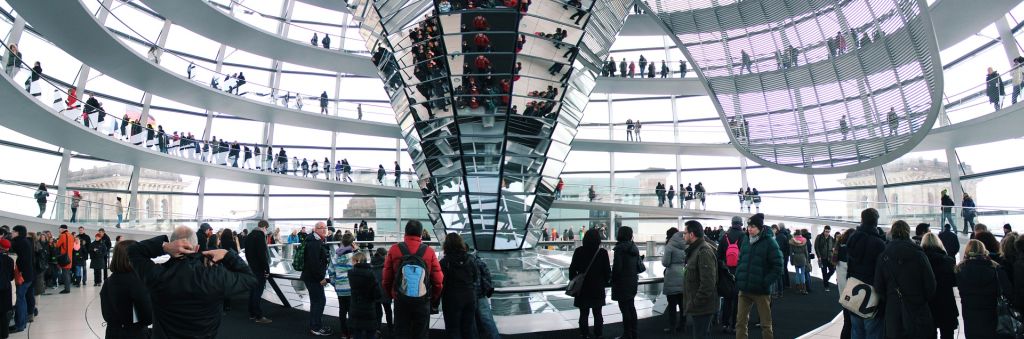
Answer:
[{"left": 56, "top": 230, "right": 74, "bottom": 269}]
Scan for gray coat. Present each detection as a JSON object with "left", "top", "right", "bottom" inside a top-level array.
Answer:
[
  {"left": 661, "top": 232, "right": 687, "bottom": 295},
  {"left": 789, "top": 237, "right": 809, "bottom": 267}
]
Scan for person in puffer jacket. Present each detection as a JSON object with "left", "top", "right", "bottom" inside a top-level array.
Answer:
[
  {"left": 329, "top": 233, "right": 356, "bottom": 338},
  {"left": 661, "top": 228, "right": 687, "bottom": 333},
  {"left": 789, "top": 231, "right": 810, "bottom": 295}
]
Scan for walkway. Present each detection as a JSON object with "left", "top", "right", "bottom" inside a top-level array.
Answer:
[
  {"left": 140, "top": 0, "right": 374, "bottom": 77},
  {"left": 7, "top": 0, "right": 401, "bottom": 138},
  {"left": 571, "top": 99, "right": 1024, "bottom": 156}
]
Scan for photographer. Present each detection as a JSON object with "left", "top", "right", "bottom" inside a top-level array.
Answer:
[{"left": 128, "top": 226, "right": 257, "bottom": 338}]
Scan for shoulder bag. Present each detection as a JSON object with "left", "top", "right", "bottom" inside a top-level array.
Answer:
[
  {"left": 995, "top": 268, "right": 1024, "bottom": 337},
  {"left": 839, "top": 236, "right": 880, "bottom": 319},
  {"left": 566, "top": 248, "right": 602, "bottom": 297}
]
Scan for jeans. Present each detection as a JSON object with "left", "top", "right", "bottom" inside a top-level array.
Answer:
[
  {"left": 736, "top": 292, "right": 774, "bottom": 339},
  {"left": 117, "top": 213, "right": 123, "bottom": 226},
  {"left": 804, "top": 266, "right": 813, "bottom": 292},
  {"left": 820, "top": 263, "right": 836, "bottom": 289},
  {"left": 578, "top": 306, "right": 603, "bottom": 337},
  {"left": 476, "top": 298, "right": 500, "bottom": 339},
  {"left": 1013, "top": 83, "right": 1021, "bottom": 104},
  {"left": 75, "top": 265, "right": 87, "bottom": 285},
  {"left": 664, "top": 294, "right": 684, "bottom": 331},
  {"left": 304, "top": 279, "right": 326, "bottom": 330},
  {"left": 14, "top": 280, "right": 32, "bottom": 330},
  {"left": 618, "top": 298, "right": 637, "bottom": 338},
  {"left": 70, "top": 207, "right": 78, "bottom": 222},
  {"left": 690, "top": 313, "right": 713, "bottom": 339},
  {"left": 794, "top": 266, "right": 806, "bottom": 284},
  {"left": 850, "top": 315, "right": 884, "bottom": 339},
  {"left": 338, "top": 295, "right": 351, "bottom": 334},
  {"left": 394, "top": 299, "right": 430, "bottom": 339},
  {"left": 36, "top": 201, "right": 45, "bottom": 217},
  {"left": 248, "top": 274, "right": 266, "bottom": 318},
  {"left": 441, "top": 293, "right": 477, "bottom": 339},
  {"left": 940, "top": 211, "right": 956, "bottom": 231},
  {"left": 963, "top": 216, "right": 975, "bottom": 234}
]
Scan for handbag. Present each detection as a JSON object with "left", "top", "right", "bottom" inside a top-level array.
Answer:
[
  {"left": 995, "top": 269, "right": 1024, "bottom": 337},
  {"left": 839, "top": 275, "right": 880, "bottom": 319},
  {"left": 566, "top": 248, "right": 602, "bottom": 297}
]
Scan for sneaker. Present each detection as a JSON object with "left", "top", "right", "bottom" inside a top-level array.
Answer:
[
  {"left": 308, "top": 328, "right": 332, "bottom": 336},
  {"left": 254, "top": 317, "right": 272, "bottom": 324}
]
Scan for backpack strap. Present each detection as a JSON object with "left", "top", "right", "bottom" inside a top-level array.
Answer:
[
  {"left": 398, "top": 242, "right": 411, "bottom": 256},
  {"left": 414, "top": 243, "right": 428, "bottom": 258}
]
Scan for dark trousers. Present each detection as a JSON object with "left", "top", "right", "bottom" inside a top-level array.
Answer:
[
  {"left": 841, "top": 310, "right": 851, "bottom": 339},
  {"left": 0, "top": 303, "right": 8, "bottom": 338},
  {"left": 248, "top": 274, "right": 266, "bottom": 318},
  {"left": 618, "top": 298, "right": 638, "bottom": 338},
  {"left": 441, "top": 294, "right": 477, "bottom": 339},
  {"left": 352, "top": 329, "right": 375, "bottom": 339},
  {"left": 304, "top": 279, "right": 326, "bottom": 330},
  {"left": 377, "top": 300, "right": 393, "bottom": 329},
  {"left": 820, "top": 264, "right": 836, "bottom": 288},
  {"left": 932, "top": 326, "right": 955, "bottom": 339},
  {"left": 93, "top": 268, "right": 107, "bottom": 285},
  {"left": 61, "top": 267, "right": 71, "bottom": 291},
  {"left": 338, "top": 295, "right": 351, "bottom": 334},
  {"left": 781, "top": 255, "right": 791, "bottom": 287},
  {"left": 664, "top": 294, "right": 684, "bottom": 331},
  {"left": 720, "top": 267, "right": 739, "bottom": 327},
  {"left": 578, "top": 306, "right": 603, "bottom": 337},
  {"left": 690, "top": 313, "right": 713, "bottom": 339},
  {"left": 394, "top": 299, "right": 430, "bottom": 339}
]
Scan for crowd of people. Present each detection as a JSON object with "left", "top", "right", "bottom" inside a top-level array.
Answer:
[{"left": 601, "top": 56, "right": 687, "bottom": 78}]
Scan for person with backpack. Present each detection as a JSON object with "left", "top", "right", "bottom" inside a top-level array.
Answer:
[
  {"left": 439, "top": 233, "right": 478, "bottom": 338},
  {"left": 569, "top": 229, "right": 610, "bottom": 339},
  {"left": 33, "top": 183, "right": 48, "bottom": 218},
  {"left": 682, "top": 220, "right": 719, "bottom": 338},
  {"left": 612, "top": 226, "right": 643, "bottom": 339},
  {"left": 717, "top": 216, "right": 744, "bottom": 334},
  {"left": 299, "top": 221, "right": 333, "bottom": 336},
  {"left": 330, "top": 233, "right": 357, "bottom": 337},
  {"left": 382, "top": 220, "right": 443, "bottom": 339},
  {"left": 734, "top": 213, "right": 783, "bottom": 339},
  {"left": 472, "top": 251, "right": 499, "bottom": 339},
  {"left": 348, "top": 250, "right": 381, "bottom": 339}
]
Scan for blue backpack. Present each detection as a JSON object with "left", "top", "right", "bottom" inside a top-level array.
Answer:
[{"left": 394, "top": 243, "right": 430, "bottom": 304}]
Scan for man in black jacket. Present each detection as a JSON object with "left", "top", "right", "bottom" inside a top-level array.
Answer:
[
  {"left": 301, "top": 221, "right": 333, "bottom": 336},
  {"left": 129, "top": 226, "right": 257, "bottom": 338},
  {"left": 846, "top": 208, "right": 887, "bottom": 338},
  {"left": 244, "top": 220, "right": 272, "bottom": 324},
  {"left": 10, "top": 225, "right": 34, "bottom": 332},
  {"left": 938, "top": 224, "right": 960, "bottom": 257}
]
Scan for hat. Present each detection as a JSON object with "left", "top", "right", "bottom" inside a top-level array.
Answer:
[
  {"left": 0, "top": 239, "right": 11, "bottom": 251},
  {"left": 73, "top": 191, "right": 81, "bottom": 197},
  {"left": 199, "top": 223, "right": 213, "bottom": 232},
  {"left": 731, "top": 216, "right": 743, "bottom": 227}
]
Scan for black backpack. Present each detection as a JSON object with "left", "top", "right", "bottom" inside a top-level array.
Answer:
[{"left": 442, "top": 253, "right": 478, "bottom": 290}]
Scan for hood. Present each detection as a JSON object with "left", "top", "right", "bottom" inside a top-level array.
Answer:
[
  {"left": 336, "top": 245, "right": 354, "bottom": 256},
  {"left": 789, "top": 236, "right": 806, "bottom": 246},
  {"left": 614, "top": 241, "right": 639, "bottom": 255},
  {"left": 668, "top": 231, "right": 686, "bottom": 250}
]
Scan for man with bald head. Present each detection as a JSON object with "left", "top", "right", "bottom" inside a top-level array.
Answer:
[
  {"left": 129, "top": 225, "right": 257, "bottom": 338},
  {"left": 301, "top": 221, "right": 333, "bottom": 336}
]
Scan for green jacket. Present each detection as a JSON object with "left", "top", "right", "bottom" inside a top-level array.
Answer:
[
  {"left": 735, "top": 231, "right": 783, "bottom": 295},
  {"left": 682, "top": 238, "right": 718, "bottom": 315}
]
